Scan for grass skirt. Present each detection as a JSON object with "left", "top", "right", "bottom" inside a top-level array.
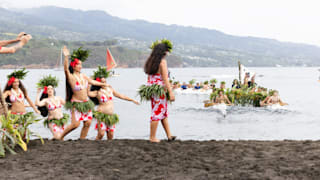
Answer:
[
  {"left": 93, "top": 111, "right": 119, "bottom": 126},
  {"left": 138, "top": 84, "right": 169, "bottom": 101},
  {"left": 43, "top": 113, "right": 69, "bottom": 128},
  {"left": 65, "top": 100, "right": 95, "bottom": 113}
]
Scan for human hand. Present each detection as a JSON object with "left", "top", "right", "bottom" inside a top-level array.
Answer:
[
  {"left": 37, "top": 88, "right": 42, "bottom": 94},
  {"left": 133, "top": 100, "right": 140, "bottom": 105},
  {"left": 20, "top": 35, "right": 32, "bottom": 44},
  {"left": 35, "top": 109, "right": 41, "bottom": 114},
  {"left": 169, "top": 91, "right": 175, "bottom": 102},
  {"left": 63, "top": 46, "right": 70, "bottom": 57},
  {"left": 17, "top": 32, "right": 26, "bottom": 39}
]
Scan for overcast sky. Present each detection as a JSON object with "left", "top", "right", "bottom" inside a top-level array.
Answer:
[{"left": 1, "top": 0, "right": 320, "bottom": 46}]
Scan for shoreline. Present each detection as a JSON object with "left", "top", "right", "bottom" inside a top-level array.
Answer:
[
  {"left": 1, "top": 139, "right": 320, "bottom": 179},
  {"left": 0, "top": 66, "right": 319, "bottom": 69}
]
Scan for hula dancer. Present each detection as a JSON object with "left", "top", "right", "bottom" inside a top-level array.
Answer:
[
  {"left": 2, "top": 69, "right": 40, "bottom": 138},
  {"left": 0, "top": 32, "right": 32, "bottom": 54},
  {"left": 140, "top": 39, "right": 176, "bottom": 143},
  {"left": 35, "top": 75, "right": 68, "bottom": 140},
  {"left": 60, "top": 46, "right": 106, "bottom": 140},
  {"left": 3, "top": 69, "right": 40, "bottom": 115},
  {"left": 88, "top": 66, "right": 140, "bottom": 140}
]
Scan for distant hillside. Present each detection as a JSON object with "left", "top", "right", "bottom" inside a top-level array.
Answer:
[
  {"left": 1, "top": 6, "right": 320, "bottom": 66},
  {"left": 0, "top": 38, "right": 182, "bottom": 68}
]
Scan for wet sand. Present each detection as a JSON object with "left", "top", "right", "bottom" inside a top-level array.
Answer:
[{"left": 1, "top": 139, "right": 320, "bottom": 180}]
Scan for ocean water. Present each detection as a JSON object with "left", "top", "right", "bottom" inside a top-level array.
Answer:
[{"left": 1, "top": 67, "right": 320, "bottom": 140}]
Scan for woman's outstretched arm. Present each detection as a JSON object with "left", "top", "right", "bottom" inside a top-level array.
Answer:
[
  {"left": 113, "top": 88, "right": 140, "bottom": 105},
  {"left": 0, "top": 34, "right": 32, "bottom": 54},
  {"left": 35, "top": 88, "right": 47, "bottom": 107},
  {"left": 83, "top": 74, "right": 106, "bottom": 87},
  {"left": 63, "top": 46, "right": 74, "bottom": 84}
]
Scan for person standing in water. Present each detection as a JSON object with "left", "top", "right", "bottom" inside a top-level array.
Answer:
[
  {"left": 143, "top": 39, "right": 176, "bottom": 143},
  {"left": 60, "top": 46, "right": 106, "bottom": 140},
  {"left": 88, "top": 66, "right": 140, "bottom": 140}
]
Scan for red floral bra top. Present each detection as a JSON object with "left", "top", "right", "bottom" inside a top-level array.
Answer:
[
  {"left": 99, "top": 88, "right": 113, "bottom": 103},
  {"left": 47, "top": 98, "right": 62, "bottom": 111},
  {"left": 10, "top": 89, "right": 24, "bottom": 103}
]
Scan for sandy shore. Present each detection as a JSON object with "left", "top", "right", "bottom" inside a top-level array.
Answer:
[{"left": 1, "top": 139, "right": 320, "bottom": 180}]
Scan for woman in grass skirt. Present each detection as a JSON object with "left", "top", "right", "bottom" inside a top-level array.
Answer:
[
  {"left": 141, "top": 39, "right": 176, "bottom": 143},
  {"left": 88, "top": 66, "right": 139, "bottom": 140},
  {"left": 2, "top": 69, "right": 40, "bottom": 139},
  {"left": 35, "top": 75, "right": 69, "bottom": 140},
  {"left": 60, "top": 46, "right": 106, "bottom": 140}
]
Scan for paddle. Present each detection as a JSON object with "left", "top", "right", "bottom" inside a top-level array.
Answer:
[
  {"left": 279, "top": 102, "right": 288, "bottom": 106},
  {"left": 204, "top": 101, "right": 233, "bottom": 107},
  {"left": 204, "top": 102, "right": 216, "bottom": 107}
]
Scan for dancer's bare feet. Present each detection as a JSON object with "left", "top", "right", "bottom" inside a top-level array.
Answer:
[
  {"left": 149, "top": 138, "right": 160, "bottom": 143},
  {"left": 168, "top": 136, "right": 177, "bottom": 142}
]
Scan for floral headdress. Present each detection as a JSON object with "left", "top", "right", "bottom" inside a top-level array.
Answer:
[
  {"left": 210, "top": 79, "right": 217, "bottom": 84},
  {"left": 92, "top": 66, "right": 110, "bottom": 82},
  {"left": 70, "top": 47, "right": 90, "bottom": 68},
  {"left": 37, "top": 75, "right": 59, "bottom": 94},
  {"left": 150, "top": 39, "right": 173, "bottom": 52},
  {"left": 7, "top": 68, "right": 28, "bottom": 86}
]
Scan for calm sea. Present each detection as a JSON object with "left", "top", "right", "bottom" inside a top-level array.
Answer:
[{"left": 1, "top": 67, "right": 319, "bottom": 140}]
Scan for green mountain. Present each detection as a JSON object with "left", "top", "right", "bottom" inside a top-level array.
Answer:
[
  {"left": 1, "top": 6, "right": 320, "bottom": 67},
  {"left": 0, "top": 38, "right": 182, "bottom": 68}
]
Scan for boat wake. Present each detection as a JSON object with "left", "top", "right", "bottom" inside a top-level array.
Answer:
[{"left": 174, "top": 105, "right": 295, "bottom": 115}]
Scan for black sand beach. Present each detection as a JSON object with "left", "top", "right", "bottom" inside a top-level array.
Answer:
[{"left": 1, "top": 139, "right": 320, "bottom": 180}]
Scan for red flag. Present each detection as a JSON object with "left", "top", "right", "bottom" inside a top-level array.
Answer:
[{"left": 106, "top": 48, "right": 117, "bottom": 71}]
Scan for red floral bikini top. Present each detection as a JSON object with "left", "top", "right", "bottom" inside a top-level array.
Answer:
[
  {"left": 99, "top": 88, "right": 113, "bottom": 103},
  {"left": 73, "top": 74, "right": 88, "bottom": 91},
  {"left": 10, "top": 89, "right": 24, "bottom": 103},
  {"left": 47, "top": 98, "right": 62, "bottom": 111}
]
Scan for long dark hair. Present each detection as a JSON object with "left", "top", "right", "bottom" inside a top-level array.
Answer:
[
  {"left": 66, "top": 65, "right": 74, "bottom": 102},
  {"left": 144, "top": 43, "right": 169, "bottom": 75},
  {"left": 38, "top": 93, "right": 49, "bottom": 117},
  {"left": 3, "top": 80, "right": 27, "bottom": 109},
  {"left": 89, "top": 82, "right": 102, "bottom": 105}
]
